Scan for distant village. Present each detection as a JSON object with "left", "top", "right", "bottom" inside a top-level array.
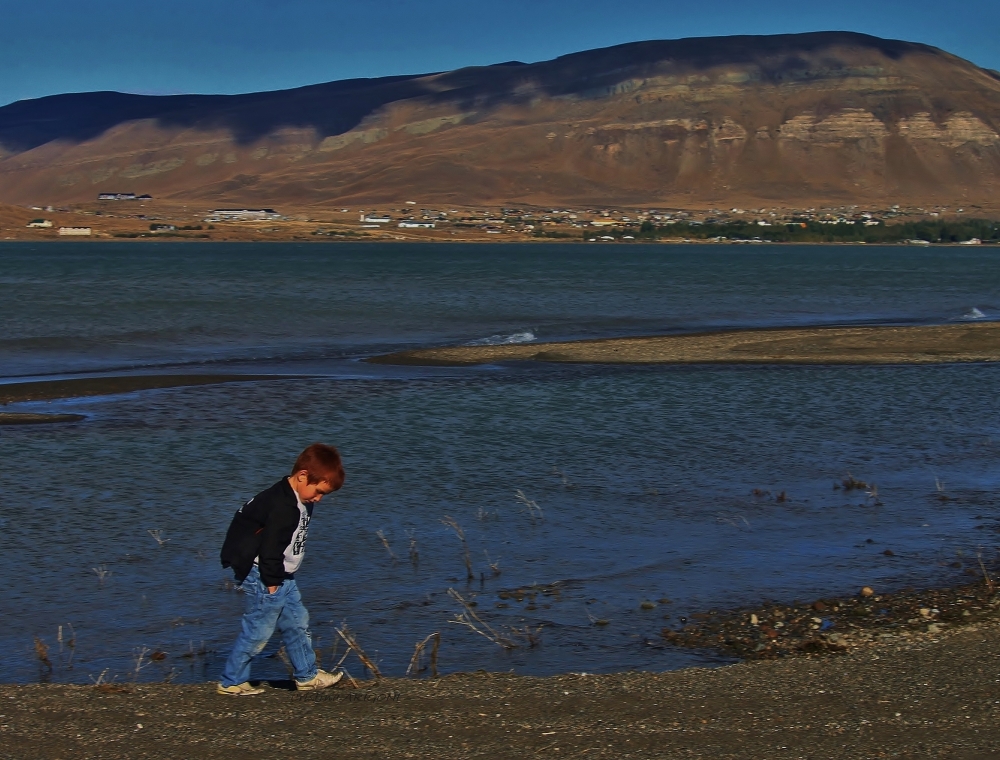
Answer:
[{"left": 3, "top": 191, "right": 996, "bottom": 244}]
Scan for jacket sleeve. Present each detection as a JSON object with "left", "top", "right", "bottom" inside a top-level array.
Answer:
[{"left": 256, "top": 503, "right": 298, "bottom": 588}]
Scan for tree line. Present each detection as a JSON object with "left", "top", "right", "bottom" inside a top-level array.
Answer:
[{"left": 603, "top": 218, "right": 1000, "bottom": 244}]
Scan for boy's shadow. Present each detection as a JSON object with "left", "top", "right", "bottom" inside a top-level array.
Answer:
[{"left": 257, "top": 679, "right": 296, "bottom": 691}]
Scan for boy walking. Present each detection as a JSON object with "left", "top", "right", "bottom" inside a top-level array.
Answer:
[{"left": 218, "top": 443, "right": 345, "bottom": 695}]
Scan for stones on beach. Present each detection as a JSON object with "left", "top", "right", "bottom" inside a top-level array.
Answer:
[
  {"left": 860, "top": 586, "right": 875, "bottom": 597},
  {"left": 658, "top": 575, "right": 996, "bottom": 661}
]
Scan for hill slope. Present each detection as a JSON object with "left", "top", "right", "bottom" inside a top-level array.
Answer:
[{"left": 2, "top": 32, "right": 999, "bottom": 208}]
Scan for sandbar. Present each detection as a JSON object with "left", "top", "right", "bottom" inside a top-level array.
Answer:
[
  {"left": 371, "top": 322, "right": 1000, "bottom": 366},
  {"left": 0, "top": 412, "right": 87, "bottom": 425},
  {"left": 0, "top": 374, "right": 284, "bottom": 405}
]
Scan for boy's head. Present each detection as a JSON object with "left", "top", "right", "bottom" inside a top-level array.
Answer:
[{"left": 288, "top": 443, "right": 345, "bottom": 503}]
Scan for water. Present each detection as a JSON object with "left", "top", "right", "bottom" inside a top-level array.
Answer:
[{"left": 2, "top": 242, "right": 999, "bottom": 684}]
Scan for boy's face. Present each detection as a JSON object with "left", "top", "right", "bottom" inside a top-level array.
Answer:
[{"left": 288, "top": 471, "right": 336, "bottom": 504}]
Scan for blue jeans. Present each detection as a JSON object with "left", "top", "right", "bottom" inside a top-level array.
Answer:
[{"left": 220, "top": 566, "right": 318, "bottom": 686}]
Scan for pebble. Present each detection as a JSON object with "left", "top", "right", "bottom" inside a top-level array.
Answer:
[{"left": 861, "top": 587, "right": 875, "bottom": 597}]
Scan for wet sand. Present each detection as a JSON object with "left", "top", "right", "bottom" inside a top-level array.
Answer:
[
  {"left": 371, "top": 322, "right": 1000, "bottom": 366},
  {"left": 4, "top": 609, "right": 1000, "bottom": 759},
  {"left": 0, "top": 374, "right": 286, "bottom": 406},
  {"left": 0, "top": 412, "right": 86, "bottom": 425}
]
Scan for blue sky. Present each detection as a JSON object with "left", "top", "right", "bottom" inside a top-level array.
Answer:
[{"left": 2, "top": 0, "right": 998, "bottom": 106}]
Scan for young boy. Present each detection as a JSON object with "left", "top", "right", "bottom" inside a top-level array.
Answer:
[{"left": 218, "top": 442, "right": 345, "bottom": 695}]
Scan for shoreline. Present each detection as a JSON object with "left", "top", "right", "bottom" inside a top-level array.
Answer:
[
  {"left": 371, "top": 322, "right": 1000, "bottom": 366},
  {"left": 1, "top": 236, "right": 997, "bottom": 246},
  {"left": 4, "top": 604, "right": 999, "bottom": 758}
]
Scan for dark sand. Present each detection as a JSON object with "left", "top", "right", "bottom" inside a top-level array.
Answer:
[
  {"left": 0, "top": 412, "right": 86, "bottom": 425},
  {"left": 4, "top": 611, "right": 1000, "bottom": 759},
  {"left": 371, "top": 322, "right": 1000, "bottom": 366},
  {"left": 0, "top": 374, "right": 288, "bottom": 406}
]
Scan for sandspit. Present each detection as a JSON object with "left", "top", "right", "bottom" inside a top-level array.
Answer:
[
  {"left": 0, "top": 412, "right": 86, "bottom": 425},
  {"left": 371, "top": 322, "right": 1000, "bottom": 366},
  {"left": 0, "top": 374, "right": 287, "bottom": 406}
]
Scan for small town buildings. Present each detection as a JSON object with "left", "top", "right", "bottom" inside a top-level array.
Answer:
[
  {"left": 26, "top": 219, "right": 52, "bottom": 228},
  {"left": 205, "top": 209, "right": 282, "bottom": 221},
  {"left": 58, "top": 227, "right": 92, "bottom": 236}
]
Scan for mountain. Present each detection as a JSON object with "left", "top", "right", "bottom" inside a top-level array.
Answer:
[{"left": 1, "top": 32, "right": 999, "bottom": 209}]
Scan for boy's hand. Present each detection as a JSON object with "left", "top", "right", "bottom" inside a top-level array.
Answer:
[{"left": 267, "top": 585, "right": 279, "bottom": 594}]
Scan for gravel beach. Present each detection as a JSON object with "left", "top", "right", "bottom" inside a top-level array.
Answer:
[{"left": 4, "top": 608, "right": 1000, "bottom": 759}]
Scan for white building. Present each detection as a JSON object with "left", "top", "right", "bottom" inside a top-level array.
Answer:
[
  {"left": 398, "top": 221, "right": 435, "bottom": 228},
  {"left": 360, "top": 213, "right": 392, "bottom": 223},
  {"left": 205, "top": 209, "right": 282, "bottom": 221},
  {"left": 26, "top": 219, "right": 52, "bottom": 228},
  {"left": 58, "top": 227, "right": 92, "bottom": 236}
]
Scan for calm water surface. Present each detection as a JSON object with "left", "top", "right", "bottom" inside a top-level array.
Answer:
[{"left": 1, "top": 242, "right": 998, "bottom": 683}]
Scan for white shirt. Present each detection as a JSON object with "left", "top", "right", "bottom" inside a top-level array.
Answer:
[{"left": 283, "top": 492, "right": 311, "bottom": 574}]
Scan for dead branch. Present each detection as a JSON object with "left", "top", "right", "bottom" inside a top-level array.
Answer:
[
  {"left": 447, "top": 588, "right": 517, "bottom": 649},
  {"left": 336, "top": 624, "right": 382, "bottom": 679},
  {"left": 406, "top": 632, "right": 441, "bottom": 677}
]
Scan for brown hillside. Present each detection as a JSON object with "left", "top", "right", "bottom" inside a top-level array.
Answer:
[{"left": 1, "top": 32, "right": 999, "bottom": 209}]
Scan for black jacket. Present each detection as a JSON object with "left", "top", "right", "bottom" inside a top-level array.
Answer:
[{"left": 220, "top": 478, "right": 309, "bottom": 587}]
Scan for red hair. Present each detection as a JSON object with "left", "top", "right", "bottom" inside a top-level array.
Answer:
[{"left": 291, "top": 443, "right": 345, "bottom": 489}]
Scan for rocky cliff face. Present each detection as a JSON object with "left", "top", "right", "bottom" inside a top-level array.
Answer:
[{"left": 1, "top": 32, "right": 998, "bottom": 208}]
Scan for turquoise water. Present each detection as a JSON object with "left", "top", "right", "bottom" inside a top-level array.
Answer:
[{"left": 1, "top": 242, "right": 999, "bottom": 683}]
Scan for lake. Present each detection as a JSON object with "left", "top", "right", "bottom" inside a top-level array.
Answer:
[{"left": 1, "top": 241, "right": 998, "bottom": 683}]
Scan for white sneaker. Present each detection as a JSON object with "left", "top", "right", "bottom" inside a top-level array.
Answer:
[{"left": 295, "top": 668, "right": 343, "bottom": 691}]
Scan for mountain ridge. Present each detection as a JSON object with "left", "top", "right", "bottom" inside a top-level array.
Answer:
[{"left": 2, "top": 31, "right": 999, "bottom": 208}]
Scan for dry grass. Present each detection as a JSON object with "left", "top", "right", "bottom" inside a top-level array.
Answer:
[
  {"left": 483, "top": 550, "right": 502, "bottom": 576},
  {"left": 514, "top": 489, "right": 543, "bottom": 520},
  {"left": 405, "top": 632, "right": 441, "bottom": 677},
  {"left": 56, "top": 624, "right": 76, "bottom": 669},
  {"left": 131, "top": 647, "right": 153, "bottom": 682},
  {"left": 441, "top": 516, "right": 474, "bottom": 581},
  {"left": 276, "top": 645, "right": 295, "bottom": 678},
  {"left": 33, "top": 637, "right": 52, "bottom": 673},
  {"left": 92, "top": 564, "right": 111, "bottom": 586},
  {"left": 376, "top": 529, "right": 397, "bottom": 561},
  {"left": 147, "top": 529, "right": 169, "bottom": 547},
  {"left": 447, "top": 588, "right": 518, "bottom": 649},
  {"left": 837, "top": 472, "right": 868, "bottom": 491},
  {"left": 407, "top": 530, "right": 419, "bottom": 568}
]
